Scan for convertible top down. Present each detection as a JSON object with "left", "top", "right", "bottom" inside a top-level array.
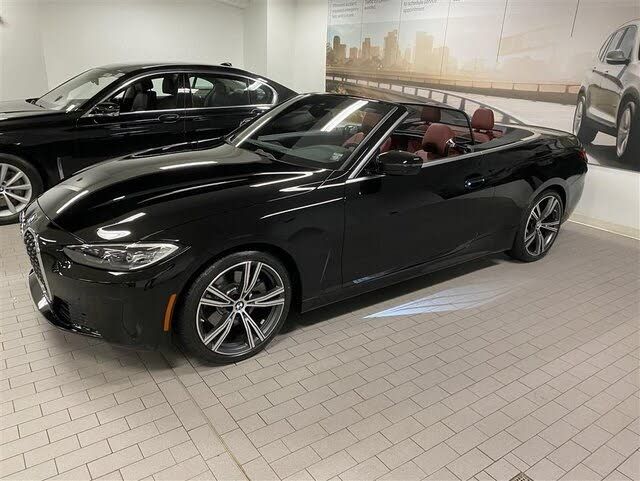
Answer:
[{"left": 22, "top": 93, "right": 587, "bottom": 362}]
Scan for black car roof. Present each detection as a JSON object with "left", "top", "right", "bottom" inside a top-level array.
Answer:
[{"left": 96, "top": 63, "right": 276, "bottom": 80}]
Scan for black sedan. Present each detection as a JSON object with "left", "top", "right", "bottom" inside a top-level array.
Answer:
[
  {"left": 0, "top": 63, "right": 295, "bottom": 224},
  {"left": 22, "top": 93, "right": 587, "bottom": 363}
]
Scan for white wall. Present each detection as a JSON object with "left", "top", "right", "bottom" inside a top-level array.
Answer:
[
  {"left": 0, "top": 0, "right": 49, "bottom": 100},
  {"left": 572, "top": 167, "right": 640, "bottom": 239},
  {"left": 0, "top": 0, "right": 245, "bottom": 100},
  {"left": 244, "top": 0, "right": 326, "bottom": 93}
]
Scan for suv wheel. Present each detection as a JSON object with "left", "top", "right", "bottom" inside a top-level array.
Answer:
[
  {"left": 176, "top": 251, "right": 292, "bottom": 363},
  {"left": 573, "top": 95, "right": 597, "bottom": 144},
  {"left": 616, "top": 99, "right": 640, "bottom": 163},
  {"left": 0, "top": 155, "right": 43, "bottom": 225}
]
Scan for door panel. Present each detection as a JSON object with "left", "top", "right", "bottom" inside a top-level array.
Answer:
[
  {"left": 343, "top": 156, "right": 495, "bottom": 284},
  {"left": 69, "top": 73, "right": 187, "bottom": 176},
  {"left": 599, "top": 26, "right": 636, "bottom": 122},
  {"left": 591, "top": 28, "right": 626, "bottom": 124}
]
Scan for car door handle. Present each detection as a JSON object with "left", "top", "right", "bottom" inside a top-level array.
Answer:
[
  {"left": 158, "top": 113, "right": 180, "bottom": 123},
  {"left": 464, "top": 176, "right": 485, "bottom": 189}
]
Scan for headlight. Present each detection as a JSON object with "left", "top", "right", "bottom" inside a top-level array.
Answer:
[{"left": 63, "top": 243, "right": 180, "bottom": 271}]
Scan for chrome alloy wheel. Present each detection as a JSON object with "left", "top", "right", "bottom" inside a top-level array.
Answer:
[
  {"left": 0, "top": 163, "right": 32, "bottom": 218},
  {"left": 616, "top": 105, "right": 632, "bottom": 158},
  {"left": 524, "top": 195, "right": 561, "bottom": 257},
  {"left": 573, "top": 99, "right": 584, "bottom": 134},
  {"left": 196, "top": 261, "right": 286, "bottom": 356}
]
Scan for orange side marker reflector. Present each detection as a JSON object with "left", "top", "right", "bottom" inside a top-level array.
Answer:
[{"left": 163, "top": 294, "right": 177, "bottom": 332}]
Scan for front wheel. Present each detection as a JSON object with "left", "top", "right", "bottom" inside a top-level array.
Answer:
[
  {"left": 175, "top": 251, "right": 292, "bottom": 363},
  {"left": 507, "top": 190, "right": 564, "bottom": 262},
  {"left": 616, "top": 100, "right": 640, "bottom": 163},
  {"left": 0, "top": 155, "right": 43, "bottom": 225}
]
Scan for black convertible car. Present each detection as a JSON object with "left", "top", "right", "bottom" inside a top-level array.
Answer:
[
  {"left": 0, "top": 63, "right": 295, "bottom": 224},
  {"left": 22, "top": 93, "right": 587, "bottom": 363}
]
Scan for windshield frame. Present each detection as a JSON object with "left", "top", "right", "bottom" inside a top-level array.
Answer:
[
  {"left": 35, "top": 68, "right": 127, "bottom": 112},
  {"left": 227, "top": 94, "right": 401, "bottom": 171}
]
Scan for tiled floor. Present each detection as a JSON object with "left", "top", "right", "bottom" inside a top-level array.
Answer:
[{"left": 1, "top": 221, "right": 639, "bottom": 481}]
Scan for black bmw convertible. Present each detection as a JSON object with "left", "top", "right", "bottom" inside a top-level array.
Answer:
[{"left": 22, "top": 93, "right": 587, "bottom": 363}]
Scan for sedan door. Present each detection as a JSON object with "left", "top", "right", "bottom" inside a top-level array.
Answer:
[
  {"left": 590, "top": 28, "right": 626, "bottom": 125},
  {"left": 184, "top": 73, "right": 276, "bottom": 143},
  {"left": 67, "top": 73, "right": 188, "bottom": 177},
  {"left": 342, "top": 154, "right": 495, "bottom": 284}
]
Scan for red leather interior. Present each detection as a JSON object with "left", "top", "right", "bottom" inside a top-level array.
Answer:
[
  {"left": 342, "top": 111, "right": 383, "bottom": 147},
  {"left": 380, "top": 137, "right": 392, "bottom": 153},
  {"left": 421, "top": 106, "right": 441, "bottom": 123},
  {"left": 471, "top": 108, "right": 499, "bottom": 143},
  {"left": 415, "top": 123, "right": 454, "bottom": 162}
]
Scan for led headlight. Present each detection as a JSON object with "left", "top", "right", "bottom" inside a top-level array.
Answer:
[{"left": 63, "top": 243, "right": 180, "bottom": 271}]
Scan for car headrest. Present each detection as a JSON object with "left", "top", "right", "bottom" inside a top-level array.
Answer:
[
  {"left": 162, "top": 75, "right": 178, "bottom": 95},
  {"left": 139, "top": 78, "right": 153, "bottom": 91},
  {"left": 422, "top": 123, "right": 454, "bottom": 156},
  {"left": 472, "top": 108, "right": 495, "bottom": 131},
  {"left": 421, "top": 106, "right": 441, "bottom": 123},
  {"left": 362, "top": 111, "right": 382, "bottom": 132}
]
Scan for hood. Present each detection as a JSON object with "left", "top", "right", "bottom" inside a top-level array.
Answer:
[
  {"left": 0, "top": 99, "right": 64, "bottom": 121},
  {"left": 37, "top": 141, "right": 332, "bottom": 242}
]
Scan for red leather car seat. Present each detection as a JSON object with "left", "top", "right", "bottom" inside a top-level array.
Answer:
[
  {"left": 415, "top": 123, "right": 455, "bottom": 162},
  {"left": 471, "top": 108, "right": 495, "bottom": 143},
  {"left": 343, "top": 111, "right": 382, "bottom": 147}
]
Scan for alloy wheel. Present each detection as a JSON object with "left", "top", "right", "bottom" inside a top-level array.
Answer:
[
  {"left": 0, "top": 163, "right": 32, "bottom": 218},
  {"left": 195, "top": 260, "right": 286, "bottom": 356},
  {"left": 524, "top": 195, "right": 561, "bottom": 257},
  {"left": 616, "top": 105, "right": 632, "bottom": 158}
]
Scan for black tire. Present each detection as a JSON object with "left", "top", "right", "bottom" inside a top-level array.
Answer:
[
  {"left": 0, "top": 154, "right": 43, "bottom": 226},
  {"left": 507, "top": 190, "right": 564, "bottom": 262},
  {"left": 175, "top": 250, "right": 292, "bottom": 363},
  {"left": 616, "top": 99, "right": 640, "bottom": 164},
  {"left": 573, "top": 95, "right": 597, "bottom": 145}
]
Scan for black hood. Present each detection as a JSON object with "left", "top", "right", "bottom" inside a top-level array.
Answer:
[
  {"left": 37, "top": 141, "right": 333, "bottom": 242},
  {"left": 0, "top": 99, "right": 64, "bottom": 121}
]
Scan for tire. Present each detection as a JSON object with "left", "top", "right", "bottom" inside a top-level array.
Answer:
[
  {"left": 573, "top": 95, "right": 597, "bottom": 145},
  {"left": 0, "top": 154, "right": 43, "bottom": 225},
  {"left": 507, "top": 190, "right": 564, "bottom": 262},
  {"left": 616, "top": 99, "right": 640, "bottom": 164},
  {"left": 175, "top": 251, "right": 292, "bottom": 363}
]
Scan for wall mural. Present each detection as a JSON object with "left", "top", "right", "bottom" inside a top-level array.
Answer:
[{"left": 326, "top": 0, "right": 640, "bottom": 172}]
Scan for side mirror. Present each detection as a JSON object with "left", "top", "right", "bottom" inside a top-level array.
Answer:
[
  {"left": 377, "top": 150, "right": 422, "bottom": 176},
  {"left": 605, "top": 49, "right": 629, "bottom": 65},
  {"left": 89, "top": 101, "right": 120, "bottom": 117}
]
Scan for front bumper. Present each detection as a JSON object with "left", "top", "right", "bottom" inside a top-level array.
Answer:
[{"left": 22, "top": 203, "right": 186, "bottom": 350}]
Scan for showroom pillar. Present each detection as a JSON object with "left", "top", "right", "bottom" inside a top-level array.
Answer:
[{"left": 244, "top": 0, "right": 327, "bottom": 93}]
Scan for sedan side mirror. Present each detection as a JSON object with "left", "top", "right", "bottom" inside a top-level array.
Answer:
[
  {"left": 605, "top": 49, "right": 630, "bottom": 65},
  {"left": 89, "top": 101, "right": 120, "bottom": 117},
  {"left": 377, "top": 150, "right": 422, "bottom": 176}
]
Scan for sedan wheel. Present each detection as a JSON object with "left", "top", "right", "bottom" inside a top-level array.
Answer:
[
  {"left": 507, "top": 190, "right": 563, "bottom": 262},
  {"left": 573, "top": 96, "right": 597, "bottom": 144},
  {"left": 177, "top": 251, "right": 291, "bottom": 363},
  {"left": 616, "top": 104, "right": 632, "bottom": 158},
  {"left": 0, "top": 163, "right": 33, "bottom": 219}
]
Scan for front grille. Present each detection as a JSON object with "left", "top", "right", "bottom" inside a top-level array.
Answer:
[{"left": 23, "top": 230, "right": 47, "bottom": 293}]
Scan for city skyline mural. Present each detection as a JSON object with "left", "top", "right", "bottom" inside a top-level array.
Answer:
[{"left": 325, "top": 0, "right": 640, "bottom": 172}]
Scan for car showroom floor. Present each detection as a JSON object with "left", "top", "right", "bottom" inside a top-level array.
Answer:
[{"left": 1, "top": 221, "right": 638, "bottom": 481}]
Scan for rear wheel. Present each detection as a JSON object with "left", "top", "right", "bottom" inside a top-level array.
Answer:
[
  {"left": 0, "top": 155, "right": 43, "bottom": 225},
  {"left": 508, "top": 190, "right": 563, "bottom": 262},
  {"left": 616, "top": 99, "right": 640, "bottom": 163},
  {"left": 175, "top": 251, "right": 292, "bottom": 363},
  {"left": 573, "top": 95, "right": 597, "bottom": 144}
]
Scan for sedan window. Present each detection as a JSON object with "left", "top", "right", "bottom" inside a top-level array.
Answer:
[
  {"left": 618, "top": 26, "right": 637, "bottom": 59},
  {"left": 187, "top": 74, "right": 273, "bottom": 108},
  {"left": 107, "top": 74, "right": 185, "bottom": 113}
]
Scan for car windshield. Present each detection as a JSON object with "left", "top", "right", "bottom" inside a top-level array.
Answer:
[
  {"left": 36, "top": 68, "right": 126, "bottom": 111},
  {"left": 229, "top": 94, "right": 396, "bottom": 168}
]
